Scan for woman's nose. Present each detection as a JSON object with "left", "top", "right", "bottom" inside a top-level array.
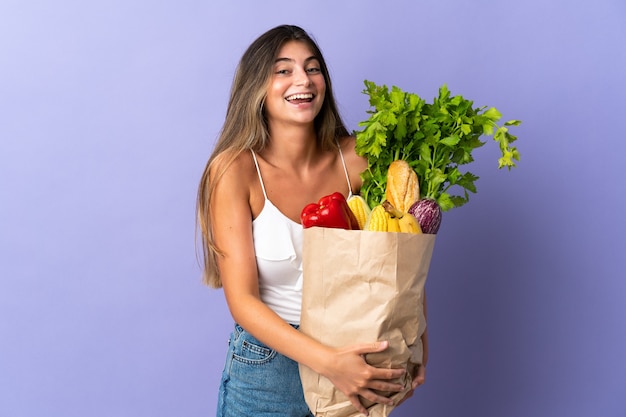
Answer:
[{"left": 294, "top": 68, "right": 310, "bottom": 86}]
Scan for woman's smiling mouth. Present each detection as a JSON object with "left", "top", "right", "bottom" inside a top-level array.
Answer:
[{"left": 285, "top": 93, "right": 314, "bottom": 103}]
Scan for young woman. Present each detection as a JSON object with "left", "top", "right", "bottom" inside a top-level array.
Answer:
[{"left": 197, "top": 25, "right": 426, "bottom": 417}]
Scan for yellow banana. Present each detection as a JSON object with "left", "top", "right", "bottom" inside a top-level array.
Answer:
[
  {"left": 387, "top": 216, "right": 401, "bottom": 233},
  {"left": 398, "top": 213, "right": 421, "bottom": 234},
  {"left": 382, "top": 200, "right": 422, "bottom": 234},
  {"left": 366, "top": 201, "right": 421, "bottom": 234}
]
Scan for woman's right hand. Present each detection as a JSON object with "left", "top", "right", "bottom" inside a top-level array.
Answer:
[{"left": 322, "top": 340, "right": 406, "bottom": 416}]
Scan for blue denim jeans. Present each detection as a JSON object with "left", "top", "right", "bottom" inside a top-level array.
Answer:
[{"left": 216, "top": 323, "right": 314, "bottom": 417}]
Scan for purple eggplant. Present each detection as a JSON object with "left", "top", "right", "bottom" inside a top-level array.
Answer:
[{"left": 408, "top": 198, "right": 442, "bottom": 234}]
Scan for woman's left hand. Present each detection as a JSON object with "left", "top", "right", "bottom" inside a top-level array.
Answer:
[
  {"left": 397, "top": 364, "right": 426, "bottom": 405},
  {"left": 412, "top": 363, "right": 426, "bottom": 388}
]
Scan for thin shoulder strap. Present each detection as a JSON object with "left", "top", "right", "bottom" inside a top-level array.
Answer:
[
  {"left": 337, "top": 142, "right": 354, "bottom": 199},
  {"left": 250, "top": 150, "right": 268, "bottom": 200}
]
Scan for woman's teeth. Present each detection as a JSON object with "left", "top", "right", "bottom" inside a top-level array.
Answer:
[{"left": 286, "top": 93, "right": 314, "bottom": 102}]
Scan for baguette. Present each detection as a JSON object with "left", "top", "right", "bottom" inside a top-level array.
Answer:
[{"left": 385, "top": 160, "right": 420, "bottom": 212}]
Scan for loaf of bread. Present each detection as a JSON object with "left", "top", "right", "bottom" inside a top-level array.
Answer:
[{"left": 385, "top": 160, "right": 420, "bottom": 212}]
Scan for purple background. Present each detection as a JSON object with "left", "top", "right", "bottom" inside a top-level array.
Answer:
[{"left": 1, "top": 1, "right": 625, "bottom": 416}]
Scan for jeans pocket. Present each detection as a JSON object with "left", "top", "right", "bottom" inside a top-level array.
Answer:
[{"left": 232, "top": 327, "right": 277, "bottom": 365}]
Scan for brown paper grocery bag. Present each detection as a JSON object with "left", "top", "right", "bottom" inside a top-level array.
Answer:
[{"left": 299, "top": 227, "right": 436, "bottom": 417}]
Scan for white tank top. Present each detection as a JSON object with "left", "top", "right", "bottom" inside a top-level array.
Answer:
[{"left": 250, "top": 147, "right": 353, "bottom": 324}]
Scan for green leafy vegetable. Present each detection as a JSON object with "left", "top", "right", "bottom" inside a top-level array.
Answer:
[{"left": 355, "top": 80, "right": 521, "bottom": 211}]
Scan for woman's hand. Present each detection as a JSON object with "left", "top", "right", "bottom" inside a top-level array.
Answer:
[
  {"left": 322, "top": 341, "right": 406, "bottom": 416},
  {"left": 397, "top": 363, "right": 426, "bottom": 406},
  {"left": 413, "top": 363, "right": 426, "bottom": 388}
]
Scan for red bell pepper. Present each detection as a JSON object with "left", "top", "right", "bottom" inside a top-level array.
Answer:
[{"left": 300, "top": 192, "right": 359, "bottom": 230}]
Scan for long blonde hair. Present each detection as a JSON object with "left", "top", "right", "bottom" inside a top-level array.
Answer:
[{"left": 197, "top": 25, "right": 349, "bottom": 288}]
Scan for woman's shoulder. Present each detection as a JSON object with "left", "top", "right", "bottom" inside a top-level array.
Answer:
[
  {"left": 338, "top": 135, "right": 366, "bottom": 165},
  {"left": 210, "top": 149, "right": 257, "bottom": 189},
  {"left": 211, "top": 148, "right": 255, "bottom": 172}
]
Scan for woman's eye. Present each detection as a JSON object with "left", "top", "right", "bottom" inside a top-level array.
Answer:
[
  {"left": 306, "top": 67, "right": 321, "bottom": 73},
  {"left": 276, "top": 69, "right": 290, "bottom": 75}
]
